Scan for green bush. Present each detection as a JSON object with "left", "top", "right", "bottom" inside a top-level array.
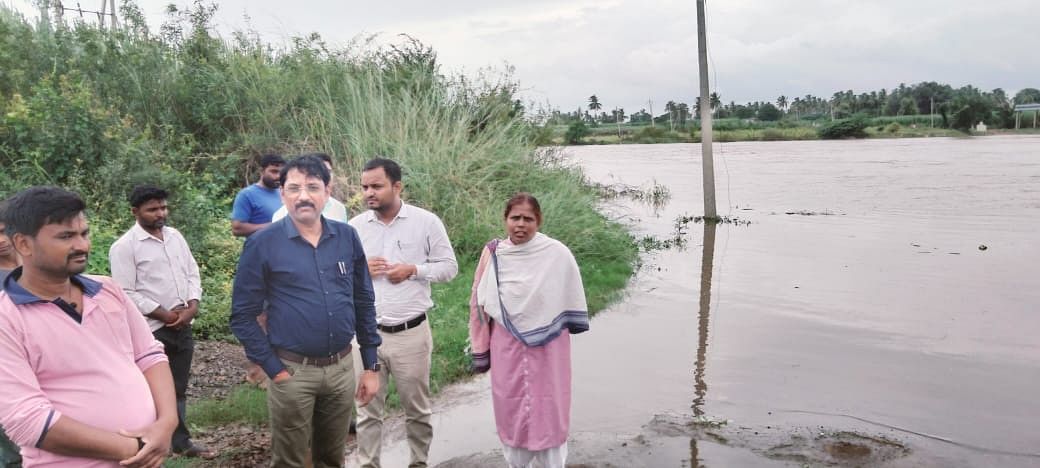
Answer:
[
  {"left": 565, "top": 121, "right": 590, "bottom": 144},
  {"left": 818, "top": 117, "right": 869, "bottom": 139},
  {"left": 0, "top": 1, "right": 637, "bottom": 387}
]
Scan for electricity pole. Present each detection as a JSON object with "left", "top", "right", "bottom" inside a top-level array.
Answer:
[{"left": 697, "top": 0, "right": 717, "bottom": 218}]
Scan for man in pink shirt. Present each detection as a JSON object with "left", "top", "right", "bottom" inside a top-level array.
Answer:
[{"left": 0, "top": 187, "right": 178, "bottom": 468}]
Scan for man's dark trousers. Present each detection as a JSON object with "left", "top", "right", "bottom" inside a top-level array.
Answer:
[{"left": 153, "top": 325, "right": 195, "bottom": 451}]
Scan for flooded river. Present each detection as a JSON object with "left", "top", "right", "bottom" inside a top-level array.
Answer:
[{"left": 365, "top": 135, "right": 1040, "bottom": 467}]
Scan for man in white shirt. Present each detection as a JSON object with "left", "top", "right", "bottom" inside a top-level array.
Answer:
[
  {"left": 350, "top": 158, "right": 458, "bottom": 468},
  {"left": 271, "top": 153, "right": 349, "bottom": 223},
  {"left": 109, "top": 185, "right": 212, "bottom": 459}
]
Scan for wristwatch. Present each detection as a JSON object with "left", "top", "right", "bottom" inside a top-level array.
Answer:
[{"left": 365, "top": 362, "right": 381, "bottom": 372}]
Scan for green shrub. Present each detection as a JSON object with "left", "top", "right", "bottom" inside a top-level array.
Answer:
[
  {"left": 632, "top": 125, "right": 685, "bottom": 144},
  {"left": 565, "top": 121, "right": 590, "bottom": 144},
  {"left": 0, "top": 1, "right": 637, "bottom": 391},
  {"left": 818, "top": 117, "right": 869, "bottom": 139}
]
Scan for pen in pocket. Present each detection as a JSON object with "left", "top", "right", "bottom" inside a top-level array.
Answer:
[{"left": 338, "top": 261, "right": 346, "bottom": 275}]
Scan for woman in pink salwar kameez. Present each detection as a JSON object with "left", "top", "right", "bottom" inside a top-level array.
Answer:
[{"left": 469, "top": 193, "right": 589, "bottom": 468}]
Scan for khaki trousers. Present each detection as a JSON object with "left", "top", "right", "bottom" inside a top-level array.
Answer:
[
  {"left": 268, "top": 356, "right": 355, "bottom": 468},
  {"left": 356, "top": 320, "right": 433, "bottom": 468}
]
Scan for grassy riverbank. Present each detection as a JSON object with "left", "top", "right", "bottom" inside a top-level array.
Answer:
[
  {"left": 0, "top": 2, "right": 637, "bottom": 454},
  {"left": 551, "top": 116, "right": 1031, "bottom": 145}
]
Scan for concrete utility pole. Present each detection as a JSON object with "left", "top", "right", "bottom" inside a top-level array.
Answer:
[
  {"left": 930, "top": 97, "right": 935, "bottom": 128},
  {"left": 649, "top": 99, "right": 655, "bottom": 128},
  {"left": 615, "top": 107, "right": 623, "bottom": 141},
  {"left": 696, "top": 0, "right": 717, "bottom": 218},
  {"left": 111, "top": 0, "right": 118, "bottom": 27}
]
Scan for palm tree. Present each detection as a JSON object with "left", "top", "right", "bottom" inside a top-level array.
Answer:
[
  {"left": 664, "top": 100, "right": 677, "bottom": 131},
  {"left": 588, "top": 95, "right": 602, "bottom": 123},
  {"left": 678, "top": 102, "right": 690, "bottom": 128},
  {"left": 776, "top": 95, "right": 788, "bottom": 114},
  {"left": 709, "top": 92, "right": 721, "bottom": 117}
]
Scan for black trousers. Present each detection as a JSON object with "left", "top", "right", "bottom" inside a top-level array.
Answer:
[
  {"left": 153, "top": 326, "right": 195, "bottom": 451},
  {"left": 0, "top": 426, "right": 20, "bottom": 466}
]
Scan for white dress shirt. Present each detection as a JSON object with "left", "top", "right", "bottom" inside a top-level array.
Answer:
[
  {"left": 109, "top": 223, "right": 203, "bottom": 331},
  {"left": 271, "top": 196, "right": 349, "bottom": 223},
  {"left": 349, "top": 203, "right": 458, "bottom": 325}
]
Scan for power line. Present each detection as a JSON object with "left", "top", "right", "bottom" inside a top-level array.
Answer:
[{"left": 52, "top": 1, "right": 118, "bottom": 28}]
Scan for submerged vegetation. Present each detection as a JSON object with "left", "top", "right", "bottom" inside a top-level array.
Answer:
[
  {"left": 0, "top": 0, "right": 636, "bottom": 418},
  {"left": 639, "top": 213, "right": 751, "bottom": 252}
]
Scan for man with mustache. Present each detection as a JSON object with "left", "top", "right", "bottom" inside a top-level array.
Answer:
[
  {"left": 350, "top": 157, "right": 458, "bottom": 468},
  {"left": 0, "top": 186, "right": 177, "bottom": 467},
  {"left": 0, "top": 209, "right": 23, "bottom": 467},
  {"left": 231, "top": 155, "right": 381, "bottom": 467},
  {"left": 272, "top": 153, "right": 349, "bottom": 223},
  {"left": 109, "top": 185, "right": 212, "bottom": 459},
  {"left": 231, "top": 153, "right": 286, "bottom": 237}
]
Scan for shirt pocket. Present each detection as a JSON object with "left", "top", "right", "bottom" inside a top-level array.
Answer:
[
  {"left": 331, "top": 257, "right": 354, "bottom": 290},
  {"left": 394, "top": 240, "right": 425, "bottom": 265}
]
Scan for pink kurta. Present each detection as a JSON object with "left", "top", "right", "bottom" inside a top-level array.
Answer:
[{"left": 489, "top": 321, "right": 571, "bottom": 451}]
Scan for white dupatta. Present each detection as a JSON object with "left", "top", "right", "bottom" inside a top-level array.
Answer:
[{"left": 476, "top": 232, "right": 589, "bottom": 346}]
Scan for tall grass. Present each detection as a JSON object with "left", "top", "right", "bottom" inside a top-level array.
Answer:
[{"left": 0, "top": 0, "right": 637, "bottom": 418}]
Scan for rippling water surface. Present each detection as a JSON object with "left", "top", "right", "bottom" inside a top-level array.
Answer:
[{"left": 371, "top": 136, "right": 1040, "bottom": 467}]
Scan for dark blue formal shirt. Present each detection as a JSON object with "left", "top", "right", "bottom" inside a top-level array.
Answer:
[{"left": 231, "top": 216, "right": 381, "bottom": 378}]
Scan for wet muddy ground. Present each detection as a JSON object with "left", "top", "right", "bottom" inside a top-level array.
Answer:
[{"left": 364, "top": 136, "right": 1040, "bottom": 467}]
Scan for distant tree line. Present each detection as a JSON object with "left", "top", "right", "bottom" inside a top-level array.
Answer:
[{"left": 547, "top": 83, "right": 1040, "bottom": 132}]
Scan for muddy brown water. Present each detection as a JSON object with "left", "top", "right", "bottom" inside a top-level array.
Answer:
[{"left": 358, "top": 136, "right": 1040, "bottom": 467}]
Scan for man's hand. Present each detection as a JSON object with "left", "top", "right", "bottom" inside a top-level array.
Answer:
[
  {"left": 165, "top": 302, "right": 198, "bottom": 330},
  {"left": 367, "top": 256, "right": 389, "bottom": 277},
  {"left": 117, "top": 418, "right": 175, "bottom": 468},
  {"left": 147, "top": 305, "right": 178, "bottom": 325},
  {"left": 355, "top": 370, "right": 380, "bottom": 406},
  {"left": 385, "top": 263, "right": 417, "bottom": 284},
  {"left": 272, "top": 369, "right": 292, "bottom": 384}
]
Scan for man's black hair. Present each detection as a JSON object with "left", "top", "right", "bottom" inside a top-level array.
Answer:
[
  {"left": 279, "top": 155, "right": 331, "bottom": 186},
  {"left": 363, "top": 157, "right": 402, "bottom": 183},
  {"left": 259, "top": 153, "right": 286, "bottom": 169},
  {"left": 129, "top": 184, "right": 169, "bottom": 208},
  {"left": 2, "top": 186, "right": 86, "bottom": 237},
  {"left": 301, "top": 153, "right": 334, "bottom": 168}
]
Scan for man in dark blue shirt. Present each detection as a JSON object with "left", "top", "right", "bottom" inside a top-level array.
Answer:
[{"left": 231, "top": 155, "right": 381, "bottom": 467}]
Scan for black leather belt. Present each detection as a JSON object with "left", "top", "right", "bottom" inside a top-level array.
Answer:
[
  {"left": 274, "top": 345, "right": 351, "bottom": 367},
  {"left": 378, "top": 314, "right": 427, "bottom": 333}
]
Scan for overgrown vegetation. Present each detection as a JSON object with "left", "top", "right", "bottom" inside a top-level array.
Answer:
[
  {"left": 531, "top": 81, "right": 1038, "bottom": 145},
  {"left": 0, "top": 0, "right": 636, "bottom": 423},
  {"left": 818, "top": 117, "right": 869, "bottom": 139},
  {"left": 545, "top": 83, "right": 1039, "bottom": 132}
]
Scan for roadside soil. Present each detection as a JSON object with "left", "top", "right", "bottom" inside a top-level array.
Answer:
[
  {"left": 184, "top": 340, "right": 271, "bottom": 467},
  {"left": 184, "top": 341, "right": 363, "bottom": 467}
]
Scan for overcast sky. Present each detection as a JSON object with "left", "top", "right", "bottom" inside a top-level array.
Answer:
[{"left": 5, "top": 0, "right": 1037, "bottom": 115}]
